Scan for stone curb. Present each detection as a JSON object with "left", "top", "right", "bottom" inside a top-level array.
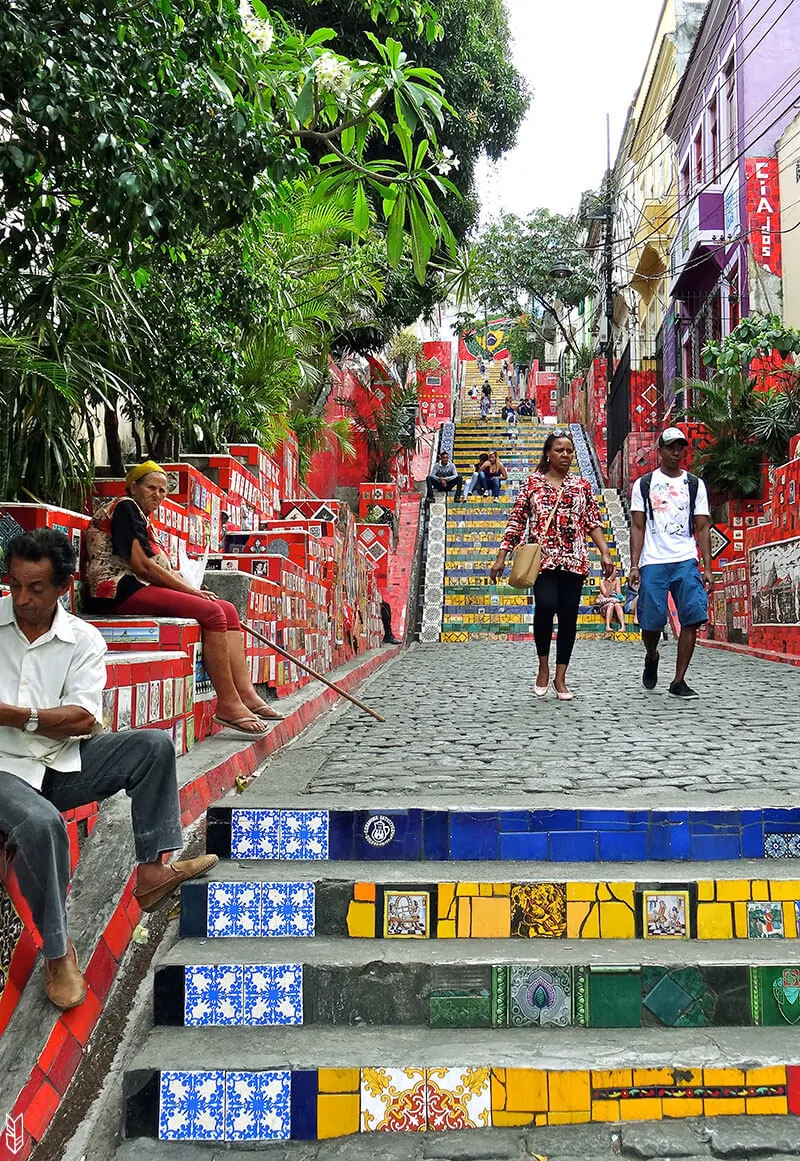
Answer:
[
  {"left": 699, "top": 638, "right": 800, "bottom": 668},
  {"left": 0, "top": 645, "right": 399, "bottom": 1161}
]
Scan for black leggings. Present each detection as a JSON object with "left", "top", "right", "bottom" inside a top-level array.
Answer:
[{"left": 533, "top": 568, "right": 585, "bottom": 666}]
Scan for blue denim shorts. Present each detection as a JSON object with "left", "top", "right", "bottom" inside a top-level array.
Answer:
[{"left": 638, "top": 560, "right": 709, "bottom": 632}]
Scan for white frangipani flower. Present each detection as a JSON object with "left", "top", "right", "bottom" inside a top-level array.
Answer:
[
  {"left": 312, "top": 52, "right": 353, "bottom": 96},
  {"left": 436, "top": 146, "right": 461, "bottom": 176},
  {"left": 239, "top": 0, "right": 273, "bottom": 52}
]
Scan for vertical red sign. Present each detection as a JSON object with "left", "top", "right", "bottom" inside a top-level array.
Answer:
[
  {"left": 746, "top": 158, "right": 782, "bottom": 276},
  {"left": 417, "top": 340, "right": 452, "bottom": 424}
]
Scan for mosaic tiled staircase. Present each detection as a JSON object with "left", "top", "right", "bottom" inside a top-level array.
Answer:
[
  {"left": 425, "top": 416, "right": 632, "bottom": 643},
  {"left": 122, "top": 793, "right": 800, "bottom": 1145}
]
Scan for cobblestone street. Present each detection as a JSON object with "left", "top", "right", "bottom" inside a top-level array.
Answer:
[{"left": 294, "top": 641, "right": 800, "bottom": 801}]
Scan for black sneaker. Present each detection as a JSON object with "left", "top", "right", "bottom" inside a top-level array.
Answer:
[
  {"left": 668, "top": 679, "right": 699, "bottom": 699},
  {"left": 642, "top": 653, "right": 659, "bottom": 690}
]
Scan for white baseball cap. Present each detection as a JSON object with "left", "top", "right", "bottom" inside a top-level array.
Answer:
[{"left": 659, "top": 426, "right": 688, "bottom": 447}]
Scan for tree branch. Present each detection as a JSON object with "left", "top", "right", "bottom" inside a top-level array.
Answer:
[{"left": 532, "top": 292, "right": 581, "bottom": 360}]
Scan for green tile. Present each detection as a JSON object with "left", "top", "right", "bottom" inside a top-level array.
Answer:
[
  {"left": 752, "top": 966, "right": 800, "bottom": 1026},
  {"left": 587, "top": 968, "right": 641, "bottom": 1028},
  {"left": 673, "top": 993, "right": 714, "bottom": 1027},
  {"left": 669, "top": 966, "right": 707, "bottom": 1001},
  {"left": 642, "top": 974, "right": 694, "bottom": 1026},
  {"left": 492, "top": 965, "right": 508, "bottom": 1027},
  {"left": 430, "top": 992, "right": 491, "bottom": 1029}
]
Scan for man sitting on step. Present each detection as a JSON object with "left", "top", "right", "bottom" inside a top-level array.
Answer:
[
  {"left": 0, "top": 529, "right": 218, "bottom": 1011},
  {"left": 425, "top": 451, "right": 463, "bottom": 504}
]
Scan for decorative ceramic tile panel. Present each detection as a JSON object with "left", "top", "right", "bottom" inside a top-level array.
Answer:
[
  {"left": 360, "top": 1067, "right": 427, "bottom": 1131},
  {"left": 279, "top": 810, "right": 329, "bottom": 860},
  {"left": 159, "top": 1071, "right": 226, "bottom": 1141},
  {"left": 426, "top": 1068, "right": 491, "bottom": 1130},
  {"left": 242, "top": 964, "right": 303, "bottom": 1025},
  {"left": 261, "top": 883, "right": 315, "bottom": 937},
  {"left": 184, "top": 965, "right": 243, "bottom": 1027},
  {"left": 206, "top": 883, "right": 261, "bottom": 938},
  {"left": 231, "top": 810, "right": 280, "bottom": 860},
  {"left": 508, "top": 967, "right": 571, "bottom": 1027},
  {"left": 225, "top": 1071, "right": 291, "bottom": 1141}
]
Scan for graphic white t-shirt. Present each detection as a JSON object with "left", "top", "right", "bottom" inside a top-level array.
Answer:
[{"left": 630, "top": 469, "right": 709, "bottom": 566}]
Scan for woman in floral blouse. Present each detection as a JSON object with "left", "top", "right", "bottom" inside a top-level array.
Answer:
[{"left": 490, "top": 430, "right": 614, "bottom": 700}]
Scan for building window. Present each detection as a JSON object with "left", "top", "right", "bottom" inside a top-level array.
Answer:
[
  {"left": 680, "top": 155, "right": 691, "bottom": 207},
  {"left": 694, "top": 129, "right": 704, "bottom": 187},
  {"left": 724, "top": 56, "right": 737, "bottom": 167},
  {"left": 709, "top": 95, "right": 720, "bottom": 182},
  {"left": 728, "top": 265, "right": 740, "bottom": 332}
]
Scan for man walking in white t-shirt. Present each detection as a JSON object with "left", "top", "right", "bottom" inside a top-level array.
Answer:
[{"left": 629, "top": 427, "right": 714, "bottom": 699}]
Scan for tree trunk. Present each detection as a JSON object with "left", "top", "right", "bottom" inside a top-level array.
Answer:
[{"left": 103, "top": 405, "right": 125, "bottom": 476}]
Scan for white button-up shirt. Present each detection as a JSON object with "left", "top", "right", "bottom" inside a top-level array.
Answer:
[{"left": 0, "top": 596, "right": 106, "bottom": 790}]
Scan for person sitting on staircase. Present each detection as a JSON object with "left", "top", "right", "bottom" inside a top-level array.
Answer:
[
  {"left": 83, "top": 460, "right": 282, "bottom": 735},
  {"left": 477, "top": 450, "right": 507, "bottom": 502},
  {"left": 463, "top": 450, "right": 491, "bottom": 500},
  {"left": 517, "top": 397, "right": 532, "bottom": 419},
  {"left": 425, "top": 451, "right": 463, "bottom": 504},
  {"left": 594, "top": 567, "right": 626, "bottom": 634},
  {"left": 501, "top": 393, "right": 514, "bottom": 420},
  {"left": 0, "top": 529, "right": 218, "bottom": 1010}
]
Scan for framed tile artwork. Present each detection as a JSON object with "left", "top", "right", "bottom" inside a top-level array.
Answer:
[
  {"left": 747, "top": 901, "right": 785, "bottom": 939},
  {"left": 384, "top": 892, "right": 430, "bottom": 938},
  {"left": 643, "top": 891, "right": 689, "bottom": 939}
]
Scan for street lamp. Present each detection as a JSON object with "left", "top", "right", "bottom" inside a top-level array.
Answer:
[{"left": 549, "top": 261, "right": 575, "bottom": 280}]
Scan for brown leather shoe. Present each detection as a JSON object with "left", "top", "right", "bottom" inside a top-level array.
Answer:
[
  {"left": 133, "top": 853, "right": 219, "bottom": 913},
  {"left": 44, "top": 939, "right": 86, "bottom": 1011}
]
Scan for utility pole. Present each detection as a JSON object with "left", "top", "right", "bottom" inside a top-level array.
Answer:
[{"left": 604, "top": 112, "right": 615, "bottom": 400}]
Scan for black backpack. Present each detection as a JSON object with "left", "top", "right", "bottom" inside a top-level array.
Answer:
[{"left": 639, "top": 471, "right": 701, "bottom": 529}]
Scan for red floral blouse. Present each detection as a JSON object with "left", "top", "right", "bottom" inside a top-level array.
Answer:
[{"left": 499, "top": 473, "right": 603, "bottom": 576}]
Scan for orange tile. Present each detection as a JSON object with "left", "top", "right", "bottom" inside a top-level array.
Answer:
[
  {"left": 548, "top": 1110, "right": 591, "bottom": 1124},
  {"left": 505, "top": 1069, "right": 547, "bottom": 1113},
  {"left": 592, "top": 1070, "right": 632, "bottom": 1089},
  {"left": 318, "top": 1069, "right": 360, "bottom": 1093},
  {"left": 471, "top": 896, "right": 511, "bottom": 939},
  {"left": 437, "top": 919, "right": 456, "bottom": 938},
  {"left": 703, "top": 1098, "right": 745, "bottom": 1116},
  {"left": 745, "top": 1067, "right": 787, "bottom": 1085},
  {"left": 354, "top": 882, "right": 376, "bottom": 902},
  {"left": 548, "top": 1071, "right": 590, "bottom": 1113},
  {"left": 633, "top": 1069, "right": 674, "bottom": 1086},
  {"left": 457, "top": 898, "right": 471, "bottom": 938},
  {"left": 746, "top": 1097, "right": 788, "bottom": 1115},
  {"left": 491, "top": 1069, "right": 506, "bottom": 1111},
  {"left": 703, "top": 1069, "right": 745, "bottom": 1086},
  {"left": 619, "top": 1098, "right": 662, "bottom": 1121},
  {"left": 492, "top": 1110, "right": 534, "bottom": 1126},
  {"left": 318, "top": 1094, "right": 360, "bottom": 1138},
  {"left": 592, "top": 1101, "right": 620, "bottom": 1122},
  {"left": 663, "top": 1098, "right": 703, "bottom": 1118}
]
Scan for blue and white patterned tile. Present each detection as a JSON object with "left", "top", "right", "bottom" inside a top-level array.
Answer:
[
  {"left": 765, "top": 834, "right": 791, "bottom": 858},
  {"left": 225, "top": 1071, "right": 291, "bottom": 1141},
  {"left": 279, "top": 810, "right": 329, "bottom": 860},
  {"left": 243, "top": 964, "right": 303, "bottom": 1025},
  {"left": 159, "top": 1071, "right": 225, "bottom": 1141},
  {"left": 261, "top": 883, "right": 315, "bottom": 937},
  {"left": 207, "top": 882, "right": 261, "bottom": 938},
  {"left": 231, "top": 809, "right": 280, "bottom": 860},
  {"left": 184, "top": 965, "right": 243, "bottom": 1026}
]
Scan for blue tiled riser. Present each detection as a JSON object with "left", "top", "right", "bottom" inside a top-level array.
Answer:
[
  {"left": 205, "top": 882, "right": 315, "bottom": 937},
  {"left": 185, "top": 964, "right": 303, "bottom": 1026},
  {"left": 206, "top": 807, "right": 800, "bottom": 864},
  {"left": 159, "top": 1070, "right": 294, "bottom": 1141}
]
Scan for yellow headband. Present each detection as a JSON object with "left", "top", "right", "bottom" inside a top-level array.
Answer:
[{"left": 125, "top": 460, "right": 165, "bottom": 487}]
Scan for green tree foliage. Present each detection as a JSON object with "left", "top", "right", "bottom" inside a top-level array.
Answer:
[{"left": 338, "top": 380, "right": 419, "bottom": 481}]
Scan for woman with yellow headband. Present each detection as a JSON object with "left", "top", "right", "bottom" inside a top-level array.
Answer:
[{"left": 84, "top": 461, "right": 281, "bottom": 734}]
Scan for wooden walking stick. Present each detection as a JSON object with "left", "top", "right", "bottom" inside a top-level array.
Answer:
[{"left": 242, "top": 620, "right": 386, "bottom": 723}]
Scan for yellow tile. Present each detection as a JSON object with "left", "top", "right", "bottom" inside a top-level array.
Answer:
[
  {"left": 703, "top": 1098, "right": 745, "bottom": 1116},
  {"left": 491, "top": 1069, "right": 506, "bottom": 1111},
  {"left": 456, "top": 882, "right": 479, "bottom": 896},
  {"left": 620, "top": 1098, "right": 662, "bottom": 1121},
  {"left": 438, "top": 883, "right": 456, "bottom": 919},
  {"left": 492, "top": 883, "right": 511, "bottom": 896},
  {"left": 608, "top": 882, "right": 635, "bottom": 906},
  {"left": 566, "top": 881, "right": 596, "bottom": 901},
  {"left": 703, "top": 1069, "right": 745, "bottom": 1086},
  {"left": 567, "top": 901, "right": 599, "bottom": 939},
  {"left": 479, "top": 883, "right": 493, "bottom": 897},
  {"left": 437, "top": 919, "right": 456, "bottom": 938},
  {"left": 457, "top": 898, "right": 471, "bottom": 937},
  {"left": 599, "top": 901, "right": 636, "bottom": 939},
  {"left": 591, "top": 1070, "right": 633, "bottom": 1089},
  {"left": 715, "top": 879, "right": 751, "bottom": 902},
  {"left": 673, "top": 1069, "right": 703, "bottom": 1088},
  {"left": 745, "top": 1067, "right": 787, "bottom": 1085},
  {"left": 633, "top": 1069, "right": 674, "bottom": 1086},
  {"left": 548, "top": 1111, "right": 591, "bottom": 1124},
  {"left": 354, "top": 882, "right": 376, "bottom": 901},
  {"left": 492, "top": 1111, "right": 534, "bottom": 1126},
  {"left": 346, "top": 901, "right": 375, "bottom": 938},
  {"left": 505, "top": 1069, "right": 548, "bottom": 1113},
  {"left": 471, "top": 896, "right": 511, "bottom": 938},
  {"left": 318, "top": 1069, "right": 360, "bottom": 1093},
  {"left": 548, "top": 1071, "right": 591, "bottom": 1113},
  {"left": 318, "top": 1094, "right": 360, "bottom": 1139},
  {"left": 597, "top": 883, "right": 612, "bottom": 902},
  {"left": 785, "top": 902, "right": 798, "bottom": 939},
  {"left": 696, "top": 903, "right": 733, "bottom": 939},
  {"left": 697, "top": 880, "right": 715, "bottom": 901},
  {"left": 746, "top": 1097, "right": 788, "bottom": 1115},
  {"left": 752, "top": 880, "right": 770, "bottom": 900},
  {"left": 592, "top": 1101, "right": 621, "bottom": 1122},
  {"left": 734, "top": 901, "right": 749, "bottom": 938},
  {"left": 663, "top": 1099, "right": 704, "bottom": 1118},
  {"left": 768, "top": 880, "right": 800, "bottom": 901},
  {"left": 535, "top": 1113, "right": 548, "bottom": 1126}
]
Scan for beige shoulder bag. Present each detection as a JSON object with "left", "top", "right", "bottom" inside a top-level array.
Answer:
[{"left": 507, "top": 488, "right": 562, "bottom": 589}]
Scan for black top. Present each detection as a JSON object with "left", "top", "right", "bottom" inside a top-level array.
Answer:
[{"left": 84, "top": 499, "right": 154, "bottom": 612}]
